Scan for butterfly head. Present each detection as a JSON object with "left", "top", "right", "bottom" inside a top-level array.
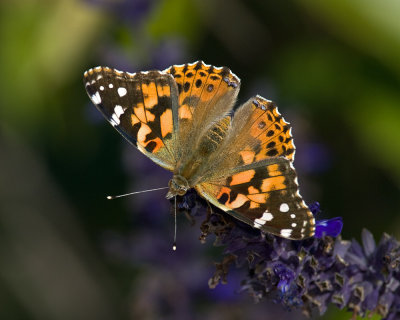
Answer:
[{"left": 166, "top": 175, "right": 190, "bottom": 199}]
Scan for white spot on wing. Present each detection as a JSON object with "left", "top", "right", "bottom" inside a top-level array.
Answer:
[
  {"left": 100, "top": 86, "right": 104, "bottom": 91},
  {"left": 118, "top": 87, "right": 127, "bottom": 97},
  {"left": 280, "top": 229, "right": 292, "bottom": 238},
  {"left": 261, "top": 211, "right": 273, "bottom": 221},
  {"left": 254, "top": 219, "right": 264, "bottom": 227},
  {"left": 280, "top": 203, "right": 289, "bottom": 212},
  {"left": 108, "top": 83, "right": 113, "bottom": 89},
  {"left": 291, "top": 214, "right": 296, "bottom": 219},
  {"left": 114, "top": 105, "right": 124, "bottom": 118},
  {"left": 91, "top": 91, "right": 101, "bottom": 104},
  {"left": 291, "top": 223, "right": 297, "bottom": 227},
  {"left": 253, "top": 210, "right": 273, "bottom": 227},
  {"left": 110, "top": 114, "right": 120, "bottom": 126},
  {"left": 109, "top": 105, "right": 125, "bottom": 127}
]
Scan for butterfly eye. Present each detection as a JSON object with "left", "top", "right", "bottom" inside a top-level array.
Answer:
[{"left": 177, "top": 187, "right": 187, "bottom": 196}]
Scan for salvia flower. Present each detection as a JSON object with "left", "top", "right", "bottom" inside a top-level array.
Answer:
[{"left": 181, "top": 194, "right": 400, "bottom": 319}]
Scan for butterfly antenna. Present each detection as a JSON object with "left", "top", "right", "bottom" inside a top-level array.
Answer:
[
  {"left": 172, "top": 196, "right": 177, "bottom": 251},
  {"left": 106, "top": 186, "right": 169, "bottom": 200}
]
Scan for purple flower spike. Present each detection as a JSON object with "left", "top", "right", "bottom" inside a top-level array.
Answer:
[
  {"left": 315, "top": 217, "right": 343, "bottom": 238},
  {"left": 182, "top": 193, "right": 400, "bottom": 319}
]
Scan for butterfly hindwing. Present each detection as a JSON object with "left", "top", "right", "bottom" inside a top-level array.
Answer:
[
  {"left": 196, "top": 157, "right": 315, "bottom": 240},
  {"left": 84, "top": 67, "right": 179, "bottom": 170}
]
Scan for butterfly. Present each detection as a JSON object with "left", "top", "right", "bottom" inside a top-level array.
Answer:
[{"left": 84, "top": 61, "right": 315, "bottom": 240}]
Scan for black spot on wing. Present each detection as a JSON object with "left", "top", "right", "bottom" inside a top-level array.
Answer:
[
  {"left": 177, "top": 83, "right": 183, "bottom": 93},
  {"left": 183, "top": 82, "right": 190, "bottom": 92},
  {"left": 169, "top": 66, "right": 176, "bottom": 75},
  {"left": 145, "top": 140, "right": 157, "bottom": 153},
  {"left": 218, "top": 192, "right": 229, "bottom": 204},
  {"left": 229, "top": 191, "right": 238, "bottom": 203},
  {"left": 267, "top": 141, "right": 276, "bottom": 148},
  {"left": 286, "top": 148, "right": 295, "bottom": 156},
  {"left": 194, "top": 61, "right": 203, "bottom": 70},
  {"left": 267, "top": 149, "right": 279, "bottom": 157}
]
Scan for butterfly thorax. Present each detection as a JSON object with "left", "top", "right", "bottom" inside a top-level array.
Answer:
[
  {"left": 166, "top": 175, "right": 190, "bottom": 199},
  {"left": 174, "top": 115, "right": 232, "bottom": 186}
]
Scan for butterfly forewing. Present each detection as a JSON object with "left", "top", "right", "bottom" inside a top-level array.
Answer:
[
  {"left": 164, "top": 61, "right": 240, "bottom": 167},
  {"left": 84, "top": 67, "right": 179, "bottom": 170}
]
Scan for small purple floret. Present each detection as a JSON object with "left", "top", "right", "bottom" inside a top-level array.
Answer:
[
  {"left": 308, "top": 201, "right": 321, "bottom": 215},
  {"left": 315, "top": 217, "right": 343, "bottom": 238},
  {"left": 274, "top": 264, "right": 295, "bottom": 294}
]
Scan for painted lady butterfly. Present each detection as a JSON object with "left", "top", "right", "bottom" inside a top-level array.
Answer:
[{"left": 84, "top": 61, "right": 315, "bottom": 240}]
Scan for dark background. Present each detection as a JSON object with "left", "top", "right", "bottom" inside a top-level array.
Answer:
[{"left": 1, "top": 0, "right": 399, "bottom": 319}]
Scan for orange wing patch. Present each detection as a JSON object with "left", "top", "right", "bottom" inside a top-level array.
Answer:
[
  {"left": 179, "top": 104, "right": 192, "bottom": 119},
  {"left": 142, "top": 82, "right": 158, "bottom": 109},
  {"left": 164, "top": 61, "right": 240, "bottom": 125},
  {"left": 230, "top": 169, "right": 256, "bottom": 185},
  {"left": 260, "top": 176, "right": 286, "bottom": 193},
  {"left": 160, "top": 109, "right": 173, "bottom": 138},
  {"left": 239, "top": 150, "right": 255, "bottom": 165}
]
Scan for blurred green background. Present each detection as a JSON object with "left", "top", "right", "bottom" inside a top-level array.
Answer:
[{"left": 0, "top": 0, "right": 399, "bottom": 319}]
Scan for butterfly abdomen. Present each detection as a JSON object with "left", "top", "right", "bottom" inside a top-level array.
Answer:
[{"left": 198, "top": 116, "right": 231, "bottom": 156}]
